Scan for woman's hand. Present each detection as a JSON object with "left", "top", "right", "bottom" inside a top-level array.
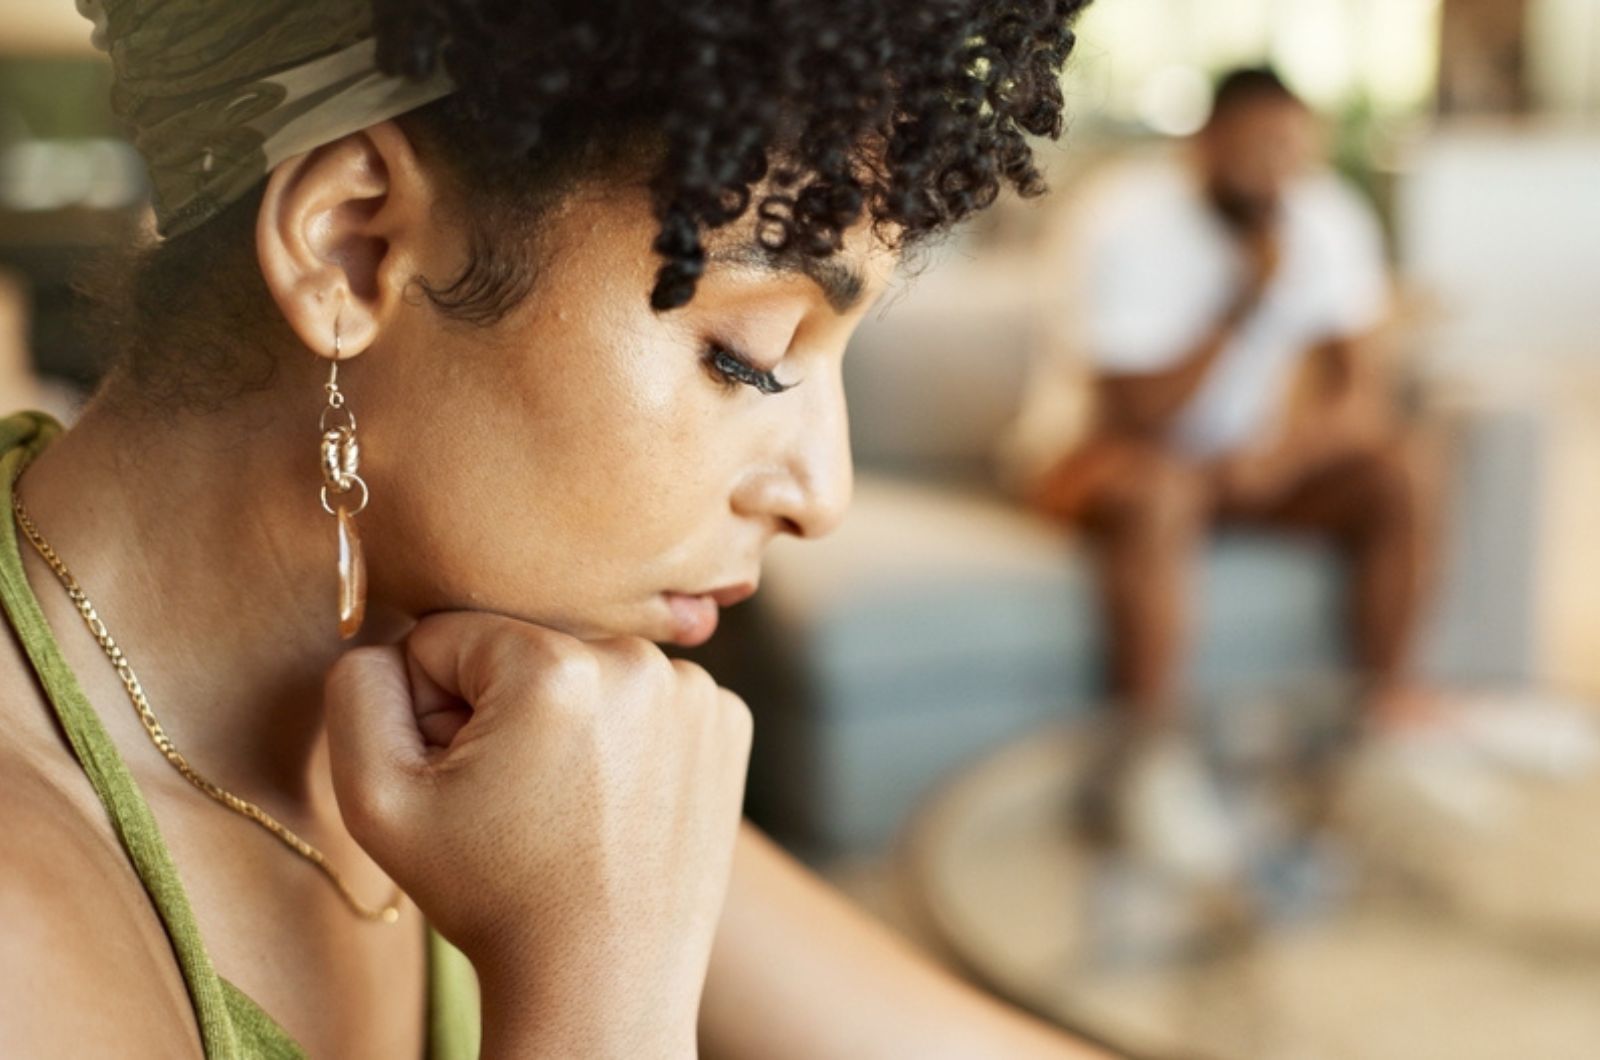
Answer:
[{"left": 322, "top": 610, "right": 753, "bottom": 1058}]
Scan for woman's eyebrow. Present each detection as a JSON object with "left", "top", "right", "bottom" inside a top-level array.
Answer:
[{"left": 705, "top": 244, "right": 866, "bottom": 314}]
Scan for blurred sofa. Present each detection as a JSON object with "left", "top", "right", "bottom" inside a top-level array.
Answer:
[{"left": 696, "top": 241, "right": 1546, "bottom": 859}]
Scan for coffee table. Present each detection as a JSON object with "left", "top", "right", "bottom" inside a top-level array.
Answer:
[{"left": 899, "top": 694, "right": 1600, "bottom": 1060}]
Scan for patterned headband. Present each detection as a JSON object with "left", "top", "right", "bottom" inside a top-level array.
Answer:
[{"left": 78, "top": 0, "right": 456, "bottom": 238}]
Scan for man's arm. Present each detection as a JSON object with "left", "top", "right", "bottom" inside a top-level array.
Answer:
[
  {"left": 1303, "top": 333, "right": 1394, "bottom": 439},
  {"left": 1211, "top": 329, "right": 1398, "bottom": 504},
  {"left": 1096, "top": 292, "right": 1255, "bottom": 439},
  {"left": 697, "top": 821, "right": 1112, "bottom": 1060},
  {"left": 1097, "top": 227, "right": 1280, "bottom": 440}
]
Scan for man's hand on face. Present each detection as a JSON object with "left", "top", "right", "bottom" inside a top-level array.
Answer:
[{"left": 1237, "top": 222, "right": 1283, "bottom": 305}]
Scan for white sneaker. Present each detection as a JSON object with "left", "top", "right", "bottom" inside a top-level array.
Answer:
[
  {"left": 1451, "top": 689, "right": 1600, "bottom": 781},
  {"left": 1345, "top": 724, "right": 1521, "bottom": 837},
  {"left": 1117, "top": 735, "right": 1244, "bottom": 887}
]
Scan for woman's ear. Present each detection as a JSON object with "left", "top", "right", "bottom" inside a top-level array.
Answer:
[{"left": 254, "top": 120, "right": 438, "bottom": 363}]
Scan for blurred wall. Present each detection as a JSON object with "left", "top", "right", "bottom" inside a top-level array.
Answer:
[{"left": 3, "top": 1, "right": 97, "bottom": 57}]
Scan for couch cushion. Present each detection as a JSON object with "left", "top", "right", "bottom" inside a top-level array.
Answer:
[{"left": 757, "top": 475, "right": 1347, "bottom": 722}]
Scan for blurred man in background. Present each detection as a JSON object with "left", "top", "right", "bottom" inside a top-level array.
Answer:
[{"left": 1010, "top": 68, "right": 1435, "bottom": 877}]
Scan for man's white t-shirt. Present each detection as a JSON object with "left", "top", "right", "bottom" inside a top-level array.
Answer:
[{"left": 1005, "top": 159, "right": 1389, "bottom": 478}]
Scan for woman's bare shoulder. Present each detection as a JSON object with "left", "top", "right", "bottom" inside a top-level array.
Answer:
[{"left": 0, "top": 746, "right": 203, "bottom": 1056}]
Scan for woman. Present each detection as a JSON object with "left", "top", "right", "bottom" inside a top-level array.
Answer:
[{"left": 0, "top": 1, "right": 1102, "bottom": 1056}]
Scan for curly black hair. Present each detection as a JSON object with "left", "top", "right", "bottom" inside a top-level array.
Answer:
[
  {"left": 373, "top": 0, "right": 1090, "bottom": 318},
  {"left": 95, "top": 0, "right": 1090, "bottom": 412}
]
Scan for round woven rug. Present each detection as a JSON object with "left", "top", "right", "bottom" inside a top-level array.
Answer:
[{"left": 902, "top": 715, "right": 1600, "bottom": 1060}]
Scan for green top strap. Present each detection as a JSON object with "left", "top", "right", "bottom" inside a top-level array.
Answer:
[{"left": 0, "top": 409, "right": 480, "bottom": 1059}]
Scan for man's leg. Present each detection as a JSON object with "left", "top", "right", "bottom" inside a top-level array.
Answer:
[
  {"left": 1029, "top": 440, "right": 1211, "bottom": 728},
  {"left": 1032, "top": 442, "right": 1246, "bottom": 877},
  {"left": 1223, "top": 435, "right": 1439, "bottom": 725}
]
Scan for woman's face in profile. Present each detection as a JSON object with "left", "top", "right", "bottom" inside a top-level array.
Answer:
[{"left": 356, "top": 175, "right": 896, "bottom": 647}]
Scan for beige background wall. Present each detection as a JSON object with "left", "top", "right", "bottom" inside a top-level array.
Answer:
[
  {"left": 1544, "top": 377, "right": 1600, "bottom": 697},
  {"left": 4, "top": 1, "right": 95, "bottom": 56}
]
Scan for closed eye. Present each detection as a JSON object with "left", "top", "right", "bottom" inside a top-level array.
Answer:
[{"left": 705, "top": 345, "right": 796, "bottom": 395}]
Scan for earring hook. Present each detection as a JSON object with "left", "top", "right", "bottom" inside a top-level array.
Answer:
[{"left": 325, "top": 308, "right": 344, "bottom": 400}]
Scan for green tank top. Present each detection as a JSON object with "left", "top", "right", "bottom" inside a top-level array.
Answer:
[{"left": 0, "top": 409, "right": 482, "bottom": 1059}]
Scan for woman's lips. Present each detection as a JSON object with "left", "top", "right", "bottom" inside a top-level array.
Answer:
[
  {"left": 707, "top": 583, "right": 757, "bottom": 608},
  {"left": 662, "top": 583, "right": 756, "bottom": 647},
  {"left": 663, "top": 592, "right": 721, "bottom": 647}
]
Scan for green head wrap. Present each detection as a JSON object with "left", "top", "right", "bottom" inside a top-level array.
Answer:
[{"left": 77, "top": 0, "right": 456, "bottom": 238}]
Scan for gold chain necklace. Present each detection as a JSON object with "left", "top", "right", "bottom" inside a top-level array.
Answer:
[{"left": 11, "top": 487, "right": 402, "bottom": 924}]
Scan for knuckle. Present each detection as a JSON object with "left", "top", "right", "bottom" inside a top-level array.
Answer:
[
  {"left": 474, "top": 627, "right": 529, "bottom": 682},
  {"left": 605, "top": 635, "right": 665, "bottom": 670},
  {"left": 718, "top": 689, "right": 754, "bottom": 743},
  {"left": 486, "top": 626, "right": 597, "bottom": 699},
  {"left": 532, "top": 642, "right": 602, "bottom": 702},
  {"left": 335, "top": 775, "right": 407, "bottom": 850},
  {"left": 669, "top": 657, "right": 714, "bottom": 692},
  {"left": 503, "top": 621, "right": 569, "bottom": 664},
  {"left": 597, "top": 636, "right": 675, "bottom": 690}
]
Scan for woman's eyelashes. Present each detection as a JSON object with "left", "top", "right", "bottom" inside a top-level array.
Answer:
[{"left": 704, "top": 344, "right": 796, "bottom": 395}]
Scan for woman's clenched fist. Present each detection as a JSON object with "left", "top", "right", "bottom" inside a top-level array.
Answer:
[{"left": 323, "top": 610, "right": 753, "bottom": 1057}]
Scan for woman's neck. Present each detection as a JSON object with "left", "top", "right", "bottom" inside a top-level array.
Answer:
[{"left": 12, "top": 387, "right": 412, "bottom": 806}]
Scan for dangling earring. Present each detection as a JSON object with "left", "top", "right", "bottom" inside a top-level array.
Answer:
[{"left": 320, "top": 311, "right": 368, "bottom": 640}]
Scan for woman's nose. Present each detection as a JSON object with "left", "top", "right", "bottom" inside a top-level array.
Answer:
[{"left": 733, "top": 381, "right": 854, "bottom": 541}]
